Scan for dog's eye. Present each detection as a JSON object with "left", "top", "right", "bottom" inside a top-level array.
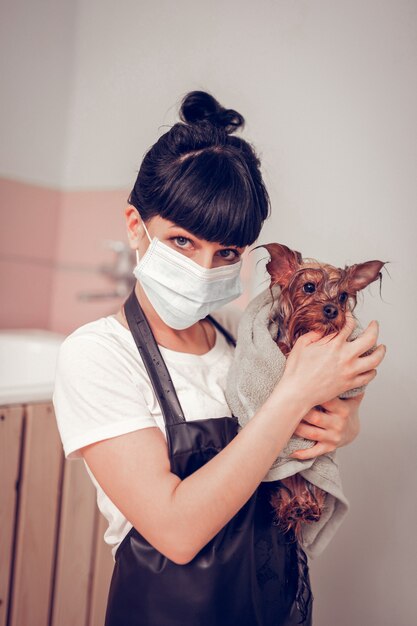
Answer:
[
  {"left": 303, "top": 283, "right": 316, "bottom": 294},
  {"left": 339, "top": 292, "right": 348, "bottom": 304}
]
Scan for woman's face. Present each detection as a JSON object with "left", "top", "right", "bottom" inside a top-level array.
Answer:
[{"left": 126, "top": 207, "right": 246, "bottom": 269}]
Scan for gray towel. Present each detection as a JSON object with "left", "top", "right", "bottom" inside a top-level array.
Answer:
[{"left": 225, "top": 284, "right": 367, "bottom": 559}]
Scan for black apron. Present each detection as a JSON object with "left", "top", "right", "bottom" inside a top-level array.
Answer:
[{"left": 104, "top": 288, "right": 313, "bottom": 626}]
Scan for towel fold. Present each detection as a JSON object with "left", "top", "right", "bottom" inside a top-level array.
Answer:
[{"left": 225, "top": 284, "right": 367, "bottom": 559}]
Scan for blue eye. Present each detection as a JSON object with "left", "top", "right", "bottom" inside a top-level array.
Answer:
[
  {"left": 218, "top": 249, "right": 240, "bottom": 260},
  {"left": 175, "top": 237, "right": 189, "bottom": 246},
  {"left": 303, "top": 283, "right": 316, "bottom": 294},
  {"left": 170, "top": 236, "right": 192, "bottom": 248},
  {"left": 339, "top": 292, "right": 348, "bottom": 304}
]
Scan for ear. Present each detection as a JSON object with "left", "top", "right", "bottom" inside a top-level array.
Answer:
[
  {"left": 346, "top": 260, "right": 386, "bottom": 291},
  {"left": 259, "top": 243, "right": 303, "bottom": 287}
]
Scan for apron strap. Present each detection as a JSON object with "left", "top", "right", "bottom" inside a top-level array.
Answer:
[
  {"left": 123, "top": 287, "right": 237, "bottom": 427},
  {"left": 206, "top": 314, "right": 237, "bottom": 348},
  {"left": 124, "top": 287, "right": 186, "bottom": 426}
]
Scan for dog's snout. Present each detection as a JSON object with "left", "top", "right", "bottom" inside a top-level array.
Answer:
[{"left": 323, "top": 304, "right": 338, "bottom": 319}]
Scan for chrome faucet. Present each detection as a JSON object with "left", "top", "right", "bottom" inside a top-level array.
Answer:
[{"left": 77, "top": 240, "right": 136, "bottom": 301}]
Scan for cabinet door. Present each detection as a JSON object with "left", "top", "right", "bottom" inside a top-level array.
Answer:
[
  {"left": 8, "top": 403, "right": 63, "bottom": 626},
  {"left": 49, "top": 409, "right": 114, "bottom": 626},
  {"left": 88, "top": 512, "right": 115, "bottom": 626},
  {"left": 0, "top": 405, "right": 23, "bottom": 626},
  {"left": 2, "top": 402, "right": 115, "bottom": 625},
  {"left": 50, "top": 457, "right": 97, "bottom": 626}
]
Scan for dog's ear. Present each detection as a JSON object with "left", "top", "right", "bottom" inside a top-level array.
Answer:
[
  {"left": 345, "top": 260, "right": 386, "bottom": 291},
  {"left": 257, "top": 243, "right": 303, "bottom": 287}
]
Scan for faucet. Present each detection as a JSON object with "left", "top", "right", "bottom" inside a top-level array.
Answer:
[{"left": 77, "top": 240, "right": 136, "bottom": 301}]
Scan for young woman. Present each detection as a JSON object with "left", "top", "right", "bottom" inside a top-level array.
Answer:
[{"left": 53, "top": 91, "right": 385, "bottom": 626}]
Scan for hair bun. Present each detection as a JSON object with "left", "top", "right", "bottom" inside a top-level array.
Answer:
[{"left": 179, "top": 90, "right": 244, "bottom": 134}]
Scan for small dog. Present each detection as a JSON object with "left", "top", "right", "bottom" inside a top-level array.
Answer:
[{"left": 259, "top": 242, "right": 386, "bottom": 543}]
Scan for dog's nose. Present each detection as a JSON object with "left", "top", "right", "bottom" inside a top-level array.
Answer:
[{"left": 323, "top": 304, "right": 338, "bottom": 319}]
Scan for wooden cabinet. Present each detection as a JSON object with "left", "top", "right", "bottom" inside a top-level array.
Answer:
[{"left": 0, "top": 402, "right": 114, "bottom": 626}]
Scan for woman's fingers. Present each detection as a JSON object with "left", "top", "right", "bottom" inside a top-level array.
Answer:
[
  {"left": 320, "top": 393, "right": 365, "bottom": 415},
  {"left": 347, "top": 319, "right": 380, "bottom": 357},
  {"left": 295, "top": 329, "right": 324, "bottom": 346},
  {"left": 319, "top": 397, "right": 348, "bottom": 415},
  {"left": 352, "top": 343, "right": 386, "bottom": 376},
  {"left": 300, "top": 409, "right": 330, "bottom": 428},
  {"left": 351, "top": 368, "right": 378, "bottom": 389},
  {"left": 291, "top": 392, "right": 366, "bottom": 456},
  {"left": 293, "top": 420, "right": 326, "bottom": 441},
  {"left": 311, "top": 310, "right": 357, "bottom": 346},
  {"left": 336, "top": 310, "right": 358, "bottom": 341},
  {"left": 289, "top": 441, "right": 328, "bottom": 460}
]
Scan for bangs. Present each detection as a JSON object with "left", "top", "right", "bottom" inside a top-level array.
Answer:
[{"left": 153, "top": 150, "right": 268, "bottom": 247}]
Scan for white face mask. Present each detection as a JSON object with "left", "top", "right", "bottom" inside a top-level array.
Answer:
[{"left": 132, "top": 220, "right": 243, "bottom": 329}]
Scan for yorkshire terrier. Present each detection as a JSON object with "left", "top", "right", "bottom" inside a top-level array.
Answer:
[{"left": 259, "top": 242, "right": 386, "bottom": 544}]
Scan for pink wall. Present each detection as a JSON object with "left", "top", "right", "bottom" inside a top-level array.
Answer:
[
  {"left": 1, "top": 179, "right": 253, "bottom": 336},
  {"left": 49, "top": 189, "right": 132, "bottom": 334},
  {"left": 0, "top": 179, "right": 131, "bottom": 333},
  {"left": 0, "top": 179, "right": 60, "bottom": 329}
]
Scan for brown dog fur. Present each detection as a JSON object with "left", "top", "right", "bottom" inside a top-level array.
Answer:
[{"left": 259, "top": 243, "right": 385, "bottom": 543}]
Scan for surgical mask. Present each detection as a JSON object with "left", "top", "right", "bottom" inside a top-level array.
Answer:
[{"left": 132, "top": 221, "right": 243, "bottom": 329}]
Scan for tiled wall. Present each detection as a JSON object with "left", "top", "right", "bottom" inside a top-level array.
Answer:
[
  {"left": 0, "top": 179, "right": 60, "bottom": 329},
  {"left": 1, "top": 179, "right": 253, "bottom": 335},
  {"left": 1, "top": 180, "right": 131, "bottom": 334}
]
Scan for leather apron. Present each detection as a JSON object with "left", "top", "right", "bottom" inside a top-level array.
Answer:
[{"left": 104, "top": 288, "right": 313, "bottom": 626}]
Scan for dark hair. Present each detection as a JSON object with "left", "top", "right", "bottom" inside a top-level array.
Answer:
[{"left": 128, "top": 91, "right": 270, "bottom": 247}]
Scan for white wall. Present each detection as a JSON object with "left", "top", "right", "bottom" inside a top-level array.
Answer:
[
  {"left": 0, "top": 0, "right": 77, "bottom": 187},
  {"left": 2, "top": 0, "right": 416, "bottom": 623}
]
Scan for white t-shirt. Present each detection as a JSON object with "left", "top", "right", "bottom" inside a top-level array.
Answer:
[{"left": 52, "top": 305, "right": 242, "bottom": 561}]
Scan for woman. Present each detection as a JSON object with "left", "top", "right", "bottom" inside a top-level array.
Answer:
[{"left": 53, "top": 91, "right": 385, "bottom": 626}]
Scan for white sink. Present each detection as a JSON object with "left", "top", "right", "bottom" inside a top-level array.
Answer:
[{"left": 0, "top": 329, "right": 65, "bottom": 405}]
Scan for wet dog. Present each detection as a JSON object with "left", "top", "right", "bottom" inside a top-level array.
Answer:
[{"left": 259, "top": 243, "right": 386, "bottom": 543}]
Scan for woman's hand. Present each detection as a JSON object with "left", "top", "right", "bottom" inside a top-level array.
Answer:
[
  {"left": 278, "top": 311, "right": 386, "bottom": 408},
  {"left": 289, "top": 393, "right": 364, "bottom": 460}
]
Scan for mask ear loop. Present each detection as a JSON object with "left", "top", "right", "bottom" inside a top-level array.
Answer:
[
  {"left": 143, "top": 221, "right": 152, "bottom": 241},
  {"left": 135, "top": 219, "right": 152, "bottom": 265}
]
